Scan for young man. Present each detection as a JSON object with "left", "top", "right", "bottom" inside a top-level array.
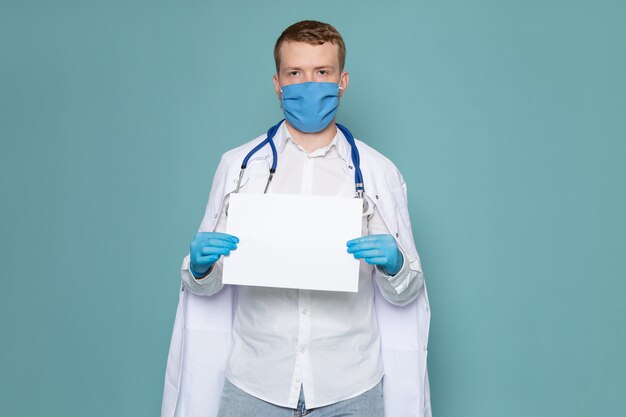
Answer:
[{"left": 161, "top": 21, "right": 432, "bottom": 417}]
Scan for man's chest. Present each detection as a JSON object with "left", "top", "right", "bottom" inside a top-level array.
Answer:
[{"left": 241, "top": 145, "right": 353, "bottom": 195}]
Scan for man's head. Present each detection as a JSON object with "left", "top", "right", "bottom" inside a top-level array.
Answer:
[
  {"left": 274, "top": 20, "right": 346, "bottom": 73},
  {"left": 273, "top": 20, "right": 349, "bottom": 97}
]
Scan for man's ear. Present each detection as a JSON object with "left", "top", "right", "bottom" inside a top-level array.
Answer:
[
  {"left": 338, "top": 71, "right": 349, "bottom": 98},
  {"left": 273, "top": 74, "right": 282, "bottom": 101}
]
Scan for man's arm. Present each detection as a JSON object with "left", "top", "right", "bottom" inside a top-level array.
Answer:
[
  {"left": 180, "top": 194, "right": 232, "bottom": 297},
  {"left": 367, "top": 205, "right": 424, "bottom": 306}
]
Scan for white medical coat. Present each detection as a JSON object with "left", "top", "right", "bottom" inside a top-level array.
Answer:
[{"left": 160, "top": 130, "right": 432, "bottom": 417}]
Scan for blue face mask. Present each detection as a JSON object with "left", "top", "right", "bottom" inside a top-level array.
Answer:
[{"left": 280, "top": 81, "right": 342, "bottom": 133}]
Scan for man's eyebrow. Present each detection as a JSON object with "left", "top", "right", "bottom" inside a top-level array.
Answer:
[{"left": 283, "top": 65, "right": 335, "bottom": 71}]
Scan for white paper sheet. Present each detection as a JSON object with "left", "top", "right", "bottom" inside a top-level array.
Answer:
[{"left": 223, "top": 193, "right": 362, "bottom": 292}]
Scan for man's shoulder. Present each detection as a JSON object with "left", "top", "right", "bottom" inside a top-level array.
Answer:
[{"left": 355, "top": 139, "right": 395, "bottom": 168}]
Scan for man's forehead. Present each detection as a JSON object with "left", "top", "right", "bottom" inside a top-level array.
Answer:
[{"left": 278, "top": 41, "right": 340, "bottom": 69}]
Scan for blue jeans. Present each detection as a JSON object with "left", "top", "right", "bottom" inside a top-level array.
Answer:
[{"left": 216, "top": 378, "right": 384, "bottom": 417}]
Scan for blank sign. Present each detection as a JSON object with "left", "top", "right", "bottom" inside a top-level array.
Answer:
[{"left": 223, "top": 193, "right": 362, "bottom": 292}]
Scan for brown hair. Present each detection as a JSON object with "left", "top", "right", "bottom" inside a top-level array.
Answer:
[{"left": 274, "top": 20, "right": 346, "bottom": 72}]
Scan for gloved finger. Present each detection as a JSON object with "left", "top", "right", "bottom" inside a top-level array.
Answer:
[
  {"left": 351, "top": 249, "right": 384, "bottom": 259},
  {"left": 204, "top": 239, "right": 237, "bottom": 250},
  {"left": 347, "top": 234, "right": 388, "bottom": 246},
  {"left": 347, "top": 241, "right": 381, "bottom": 253},
  {"left": 203, "top": 233, "right": 239, "bottom": 244},
  {"left": 346, "top": 236, "right": 370, "bottom": 246},
  {"left": 195, "top": 254, "right": 220, "bottom": 265},
  {"left": 201, "top": 246, "right": 233, "bottom": 256},
  {"left": 362, "top": 256, "right": 387, "bottom": 265}
]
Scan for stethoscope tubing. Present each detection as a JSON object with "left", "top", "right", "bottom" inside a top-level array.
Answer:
[{"left": 229, "top": 119, "right": 368, "bottom": 214}]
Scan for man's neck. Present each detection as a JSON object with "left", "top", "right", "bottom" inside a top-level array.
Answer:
[{"left": 285, "top": 120, "right": 337, "bottom": 153}]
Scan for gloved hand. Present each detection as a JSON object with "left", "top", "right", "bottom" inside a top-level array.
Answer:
[
  {"left": 346, "top": 234, "right": 403, "bottom": 276},
  {"left": 190, "top": 232, "right": 239, "bottom": 278}
]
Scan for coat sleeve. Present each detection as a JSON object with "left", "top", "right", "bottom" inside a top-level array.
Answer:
[{"left": 369, "top": 204, "right": 424, "bottom": 306}]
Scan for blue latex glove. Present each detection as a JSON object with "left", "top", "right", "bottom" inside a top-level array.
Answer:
[
  {"left": 190, "top": 232, "right": 239, "bottom": 278},
  {"left": 346, "top": 234, "right": 403, "bottom": 276}
]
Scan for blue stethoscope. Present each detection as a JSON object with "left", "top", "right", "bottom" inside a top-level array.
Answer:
[{"left": 226, "top": 119, "right": 368, "bottom": 215}]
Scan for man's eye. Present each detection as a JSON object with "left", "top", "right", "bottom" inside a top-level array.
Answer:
[
  {"left": 290, "top": 71, "right": 299, "bottom": 76},
  {"left": 319, "top": 70, "right": 327, "bottom": 75}
]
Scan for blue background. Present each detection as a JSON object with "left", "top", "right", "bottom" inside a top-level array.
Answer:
[{"left": 1, "top": 1, "right": 625, "bottom": 416}]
